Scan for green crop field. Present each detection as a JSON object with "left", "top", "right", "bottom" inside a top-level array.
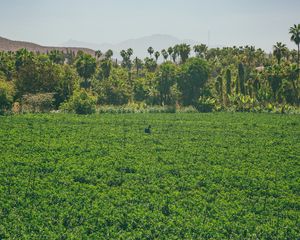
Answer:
[{"left": 0, "top": 113, "right": 299, "bottom": 239}]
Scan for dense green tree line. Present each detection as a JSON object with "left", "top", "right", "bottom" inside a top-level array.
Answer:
[{"left": 0, "top": 24, "right": 299, "bottom": 114}]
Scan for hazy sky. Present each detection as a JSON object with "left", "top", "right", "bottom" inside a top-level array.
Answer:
[{"left": 1, "top": 0, "right": 299, "bottom": 51}]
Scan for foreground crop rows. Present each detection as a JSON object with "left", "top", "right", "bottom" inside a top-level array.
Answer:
[{"left": 0, "top": 113, "right": 299, "bottom": 239}]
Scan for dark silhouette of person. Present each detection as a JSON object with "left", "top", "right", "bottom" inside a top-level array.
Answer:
[{"left": 144, "top": 125, "right": 151, "bottom": 134}]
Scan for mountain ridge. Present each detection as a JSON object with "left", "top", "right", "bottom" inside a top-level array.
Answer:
[
  {"left": 0, "top": 36, "right": 95, "bottom": 55},
  {"left": 0, "top": 34, "right": 216, "bottom": 59},
  {"left": 62, "top": 34, "right": 200, "bottom": 59}
]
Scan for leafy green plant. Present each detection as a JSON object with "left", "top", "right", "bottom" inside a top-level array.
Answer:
[
  {"left": 60, "top": 89, "right": 96, "bottom": 114},
  {"left": 21, "top": 93, "right": 55, "bottom": 113},
  {"left": 197, "top": 96, "right": 218, "bottom": 112},
  {"left": 0, "top": 79, "right": 14, "bottom": 115},
  {"left": 0, "top": 113, "right": 299, "bottom": 239},
  {"left": 226, "top": 94, "right": 259, "bottom": 112}
]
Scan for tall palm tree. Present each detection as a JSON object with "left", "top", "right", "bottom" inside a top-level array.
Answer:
[
  {"left": 120, "top": 49, "right": 133, "bottom": 84},
  {"left": 154, "top": 51, "right": 160, "bottom": 62},
  {"left": 147, "top": 47, "right": 154, "bottom": 58},
  {"left": 75, "top": 53, "right": 96, "bottom": 89},
  {"left": 120, "top": 49, "right": 133, "bottom": 67},
  {"left": 120, "top": 49, "right": 127, "bottom": 61},
  {"left": 171, "top": 52, "right": 177, "bottom": 63},
  {"left": 176, "top": 44, "right": 191, "bottom": 64},
  {"left": 161, "top": 49, "right": 168, "bottom": 61},
  {"left": 127, "top": 48, "right": 133, "bottom": 58},
  {"left": 134, "top": 57, "right": 143, "bottom": 77},
  {"left": 273, "top": 42, "right": 287, "bottom": 64},
  {"left": 95, "top": 50, "right": 103, "bottom": 60},
  {"left": 289, "top": 24, "right": 300, "bottom": 81},
  {"left": 104, "top": 49, "right": 113, "bottom": 60},
  {"left": 167, "top": 47, "right": 173, "bottom": 61},
  {"left": 193, "top": 44, "right": 208, "bottom": 59}
]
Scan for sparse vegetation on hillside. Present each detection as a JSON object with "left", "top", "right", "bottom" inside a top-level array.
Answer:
[{"left": 0, "top": 36, "right": 95, "bottom": 55}]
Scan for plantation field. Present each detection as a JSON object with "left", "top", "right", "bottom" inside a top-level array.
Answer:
[{"left": 0, "top": 113, "right": 299, "bottom": 239}]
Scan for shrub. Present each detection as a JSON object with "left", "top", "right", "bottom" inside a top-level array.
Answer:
[
  {"left": 196, "top": 97, "right": 217, "bottom": 112},
  {"left": 97, "top": 104, "right": 176, "bottom": 114},
  {"left": 176, "top": 106, "right": 198, "bottom": 113},
  {"left": 21, "top": 93, "right": 55, "bottom": 113},
  {"left": 0, "top": 80, "right": 14, "bottom": 115},
  {"left": 12, "top": 102, "right": 21, "bottom": 114},
  {"left": 60, "top": 89, "right": 96, "bottom": 114},
  {"left": 148, "top": 105, "right": 176, "bottom": 113}
]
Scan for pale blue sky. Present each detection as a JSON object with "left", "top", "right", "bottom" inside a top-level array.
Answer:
[{"left": 1, "top": 0, "right": 299, "bottom": 51}]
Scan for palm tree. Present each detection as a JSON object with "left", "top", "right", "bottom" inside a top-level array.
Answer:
[
  {"left": 176, "top": 44, "right": 191, "bottom": 64},
  {"left": 134, "top": 57, "right": 143, "bottom": 77},
  {"left": 120, "top": 49, "right": 133, "bottom": 67},
  {"left": 193, "top": 44, "right": 208, "bottom": 59},
  {"left": 289, "top": 24, "right": 300, "bottom": 81},
  {"left": 171, "top": 52, "right": 177, "bottom": 63},
  {"left": 147, "top": 47, "right": 154, "bottom": 58},
  {"left": 167, "top": 47, "right": 173, "bottom": 61},
  {"left": 75, "top": 53, "right": 96, "bottom": 89},
  {"left": 144, "top": 57, "right": 157, "bottom": 72},
  {"left": 154, "top": 51, "right": 160, "bottom": 62},
  {"left": 127, "top": 48, "right": 133, "bottom": 58},
  {"left": 273, "top": 42, "right": 287, "bottom": 64},
  {"left": 161, "top": 49, "right": 168, "bottom": 61},
  {"left": 104, "top": 49, "right": 113, "bottom": 60},
  {"left": 95, "top": 50, "right": 103, "bottom": 60},
  {"left": 120, "top": 49, "right": 133, "bottom": 83},
  {"left": 120, "top": 50, "right": 127, "bottom": 62}
]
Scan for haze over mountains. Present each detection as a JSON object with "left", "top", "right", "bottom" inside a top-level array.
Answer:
[
  {"left": 62, "top": 34, "right": 200, "bottom": 59},
  {"left": 0, "top": 34, "right": 222, "bottom": 60}
]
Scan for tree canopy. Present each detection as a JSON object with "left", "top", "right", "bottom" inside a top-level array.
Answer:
[{"left": 0, "top": 24, "right": 299, "bottom": 114}]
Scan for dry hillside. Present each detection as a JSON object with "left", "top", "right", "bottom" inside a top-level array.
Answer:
[{"left": 0, "top": 36, "right": 95, "bottom": 55}]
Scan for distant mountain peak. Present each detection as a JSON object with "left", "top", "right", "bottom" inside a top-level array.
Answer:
[{"left": 62, "top": 34, "right": 198, "bottom": 59}]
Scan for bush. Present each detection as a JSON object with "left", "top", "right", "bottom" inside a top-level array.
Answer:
[
  {"left": 21, "top": 93, "right": 55, "bottom": 113},
  {"left": 227, "top": 94, "right": 258, "bottom": 112},
  {"left": 176, "top": 106, "right": 198, "bottom": 113},
  {"left": 60, "top": 89, "right": 96, "bottom": 114},
  {"left": 148, "top": 105, "right": 176, "bottom": 113},
  {"left": 0, "top": 80, "right": 14, "bottom": 115},
  {"left": 196, "top": 97, "right": 217, "bottom": 112},
  {"left": 97, "top": 104, "right": 176, "bottom": 114}
]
